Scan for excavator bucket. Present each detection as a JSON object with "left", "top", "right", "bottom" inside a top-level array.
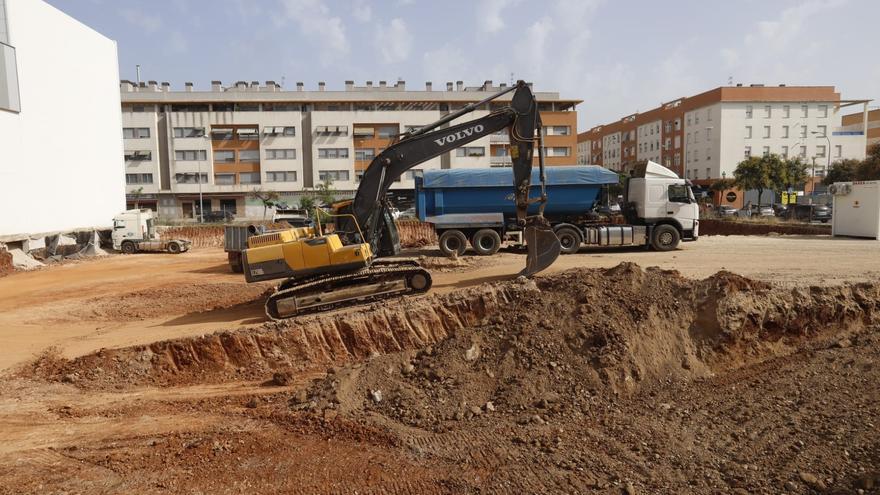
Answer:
[{"left": 521, "top": 221, "right": 561, "bottom": 277}]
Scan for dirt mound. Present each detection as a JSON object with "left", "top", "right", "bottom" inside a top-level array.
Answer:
[
  {"left": 296, "top": 263, "right": 879, "bottom": 432},
  {"left": 700, "top": 218, "right": 831, "bottom": 236},
  {"left": 68, "top": 282, "right": 272, "bottom": 321},
  {"left": 0, "top": 248, "right": 12, "bottom": 277},
  {"left": 27, "top": 281, "right": 524, "bottom": 389}
]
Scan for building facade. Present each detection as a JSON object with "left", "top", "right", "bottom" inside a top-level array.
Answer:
[
  {"left": 577, "top": 85, "right": 870, "bottom": 194},
  {"left": 841, "top": 108, "right": 880, "bottom": 153},
  {"left": 0, "top": 0, "right": 124, "bottom": 239},
  {"left": 120, "top": 80, "right": 579, "bottom": 219}
]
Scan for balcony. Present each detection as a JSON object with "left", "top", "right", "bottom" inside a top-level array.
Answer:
[
  {"left": 490, "top": 133, "right": 509, "bottom": 143},
  {"left": 490, "top": 156, "right": 512, "bottom": 166}
]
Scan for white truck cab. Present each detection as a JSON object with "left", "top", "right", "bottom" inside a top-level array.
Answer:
[
  {"left": 112, "top": 209, "right": 190, "bottom": 254},
  {"left": 625, "top": 161, "right": 700, "bottom": 241}
]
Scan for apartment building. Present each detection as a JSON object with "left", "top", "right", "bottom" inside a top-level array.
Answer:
[
  {"left": 120, "top": 80, "right": 579, "bottom": 219},
  {"left": 1, "top": 0, "right": 123, "bottom": 238},
  {"left": 577, "top": 85, "right": 870, "bottom": 191},
  {"left": 841, "top": 108, "right": 880, "bottom": 153}
]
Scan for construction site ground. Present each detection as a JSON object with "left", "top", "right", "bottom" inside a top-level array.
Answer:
[{"left": 1, "top": 235, "right": 879, "bottom": 494}]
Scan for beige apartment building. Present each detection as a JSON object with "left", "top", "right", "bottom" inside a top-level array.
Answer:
[
  {"left": 841, "top": 108, "right": 880, "bottom": 153},
  {"left": 120, "top": 80, "right": 579, "bottom": 219},
  {"left": 577, "top": 84, "right": 870, "bottom": 204}
]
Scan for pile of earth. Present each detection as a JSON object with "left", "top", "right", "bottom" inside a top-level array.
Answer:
[
  {"left": 700, "top": 218, "right": 831, "bottom": 236},
  {"left": 296, "top": 263, "right": 880, "bottom": 433}
]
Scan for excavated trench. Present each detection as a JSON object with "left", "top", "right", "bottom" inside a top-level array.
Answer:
[{"left": 27, "top": 263, "right": 880, "bottom": 394}]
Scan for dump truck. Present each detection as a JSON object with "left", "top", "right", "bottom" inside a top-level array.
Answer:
[
  {"left": 415, "top": 160, "right": 699, "bottom": 256},
  {"left": 112, "top": 209, "right": 191, "bottom": 254}
]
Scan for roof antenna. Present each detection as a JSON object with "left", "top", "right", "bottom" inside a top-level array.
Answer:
[
  {"left": 136, "top": 64, "right": 141, "bottom": 85},
  {"left": 509, "top": 72, "right": 515, "bottom": 86},
  {"left": 727, "top": 75, "right": 733, "bottom": 86},
  {"left": 281, "top": 76, "right": 286, "bottom": 88}
]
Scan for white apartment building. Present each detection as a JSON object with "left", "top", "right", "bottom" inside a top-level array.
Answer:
[
  {"left": 121, "top": 80, "right": 579, "bottom": 219},
  {"left": 0, "top": 0, "right": 124, "bottom": 239},
  {"left": 578, "top": 85, "right": 870, "bottom": 206}
]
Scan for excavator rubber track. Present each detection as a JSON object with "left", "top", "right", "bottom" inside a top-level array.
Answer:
[{"left": 265, "top": 260, "right": 432, "bottom": 320}]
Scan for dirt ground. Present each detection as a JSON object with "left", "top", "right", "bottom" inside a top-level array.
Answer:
[{"left": 1, "top": 235, "right": 879, "bottom": 494}]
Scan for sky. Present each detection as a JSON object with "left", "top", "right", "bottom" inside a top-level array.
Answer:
[{"left": 48, "top": 0, "right": 880, "bottom": 130}]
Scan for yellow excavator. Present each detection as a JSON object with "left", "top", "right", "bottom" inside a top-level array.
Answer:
[{"left": 242, "top": 80, "right": 560, "bottom": 319}]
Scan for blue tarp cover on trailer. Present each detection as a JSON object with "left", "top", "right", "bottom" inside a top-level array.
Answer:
[{"left": 421, "top": 166, "right": 619, "bottom": 189}]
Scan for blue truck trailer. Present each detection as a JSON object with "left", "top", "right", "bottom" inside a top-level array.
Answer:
[{"left": 415, "top": 162, "right": 699, "bottom": 256}]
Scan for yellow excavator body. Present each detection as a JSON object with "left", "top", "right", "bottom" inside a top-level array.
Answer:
[{"left": 242, "top": 227, "right": 372, "bottom": 283}]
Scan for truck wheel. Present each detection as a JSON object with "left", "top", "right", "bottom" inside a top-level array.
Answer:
[
  {"left": 228, "top": 252, "right": 243, "bottom": 273},
  {"left": 470, "top": 229, "right": 502, "bottom": 256},
  {"left": 651, "top": 225, "right": 680, "bottom": 251},
  {"left": 121, "top": 241, "right": 136, "bottom": 254},
  {"left": 168, "top": 242, "right": 181, "bottom": 254},
  {"left": 438, "top": 230, "right": 467, "bottom": 257},
  {"left": 554, "top": 226, "right": 582, "bottom": 255}
]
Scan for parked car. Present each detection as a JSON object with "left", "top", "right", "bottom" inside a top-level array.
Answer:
[
  {"left": 716, "top": 205, "right": 738, "bottom": 217},
  {"left": 784, "top": 204, "right": 832, "bottom": 223},
  {"left": 752, "top": 204, "right": 775, "bottom": 217},
  {"left": 202, "top": 210, "right": 235, "bottom": 222},
  {"left": 772, "top": 204, "right": 788, "bottom": 217}
]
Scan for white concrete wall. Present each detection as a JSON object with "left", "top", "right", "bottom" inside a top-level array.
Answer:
[{"left": 0, "top": 0, "right": 123, "bottom": 237}]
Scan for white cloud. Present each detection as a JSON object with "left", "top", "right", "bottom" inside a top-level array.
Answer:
[
  {"left": 375, "top": 18, "right": 412, "bottom": 64},
  {"left": 352, "top": 0, "right": 372, "bottom": 22},
  {"left": 279, "top": 0, "right": 349, "bottom": 62},
  {"left": 477, "top": 0, "right": 509, "bottom": 34},
  {"left": 422, "top": 44, "right": 470, "bottom": 84},
  {"left": 118, "top": 8, "right": 161, "bottom": 33}
]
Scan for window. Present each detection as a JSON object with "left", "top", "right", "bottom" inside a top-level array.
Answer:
[
  {"left": 706, "top": 148, "right": 711, "bottom": 160},
  {"left": 818, "top": 104, "right": 828, "bottom": 118},
  {"left": 239, "top": 172, "right": 261, "bottom": 184},
  {"left": 686, "top": 150, "right": 691, "bottom": 163},
  {"left": 668, "top": 184, "right": 690, "bottom": 203},
  {"left": 219, "top": 199, "right": 237, "bottom": 213},
  {"left": 124, "top": 150, "right": 152, "bottom": 161},
  {"left": 234, "top": 103, "right": 260, "bottom": 112},
  {"left": 745, "top": 126, "right": 752, "bottom": 139},
  {"left": 783, "top": 105, "right": 790, "bottom": 118},
  {"left": 694, "top": 131, "right": 700, "bottom": 142},
  {"left": 801, "top": 104, "right": 808, "bottom": 117},
  {"left": 744, "top": 146, "right": 751, "bottom": 158},
  {"left": 686, "top": 169, "right": 691, "bottom": 179},
  {"left": 377, "top": 125, "right": 399, "bottom": 138},
  {"left": 355, "top": 171, "right": 364, "bottom": 182},
  {"left": 263, "top": 126, "right": 299, "bottom": 136},
  {"left": 764, "top": 105, "right": 771, "bottom": 118},
  {"left": 238, "top": 150, "right": 259, "bottom": 162},
  {"left": 674, "top": 119, "right": 681, "bottom": 130},
  {"left": 707, "top": 108, "right": 712, "bottom": 121},
  {"left": 316, "top": 125, "right": 349, "bottom": 135},
  {"left": 799, "top": 145, "right": 807, "bottom": 158},
  {"left": 266, "top": 171, "right": 297, "bottom": 182},
  {"left": 263, "top": 103, "right": 300, "bottom": 112},
  {"left": 762, "top": 146, "right": 770, "bottom": 157},
  {"left": 782, "top": 125, "right": 789, "bottom": 138},
  {"left": 687, "top": 115, "right": 692, "bottom": 126},
  {"left": 455, "top": 146, "right": 486, "bottom": 157},
  {"left": 0, "top": 41, "right": 21, "bottom": 112},
  {"left": 318, "top": 170, "right": 350, "bottom": 182},
  {"left": 763, "top": 126, "right": 771, "bottom": 138},
  {"left": 781, "top": 145, "right": 789, "bottom": 158},
  {"left": 123, "top": 127, "right": 150, "bottom": 139},
  {"left": 674, "top": 153, "right": 680, "bottom": 166},
  {"left": 816, "top": 125, "right": 827, "bottom": 137},
  {"left": 173, "top": 127, "right": 205, "bottom": 138},
  {"left": 318, "top": 148, "right": 349, "bottom": 159},
  {"left": 236, "top": 128, "right": 259, "bottom": 140},
  {"left": 694, "top": 113, "right": 700, "bottom": 125},
  {"left": 213, "top": 150, "right": 234, "bottom": 162},
  {"left": 664, "top": 122, "right": 672, "bottom": 133},
  {"left": 355, "top": 148, "right": 375, "bottom": 161},
  {"left": 706, "top": 167, "right": 711, "bottom": 179},
  {"left": 550, "top": 147, "right": 570, "bottom": 157},
  {"left": 214, "top": 173, "right": 235, "bottom": 185},
  {"left": 745, "top": 105, "right": 753, "bottom": 118},
  {"left": 174, "top": 173, "right": 207, "bottom": 184},
  {"left": 816, "top": 145, "right": 826, "bottom": 158},
  {"left": 266, "top": 149, "right": 296, "bottom": 159},
  {"left": 125, "top": 173, "right": 153, "bottom": 184},
  {"left": 835, "top": 145, "right": 842, "bottom": 158},
  {"left": 175, "top": 150, "right": 207, "bottom": 161},
  {"left": 211, "top": 128, "right": 234, "bottom": 140},
  {"left": 674, "top": 136, "right": 681, "bottom": 149},
  {"left": 800, "top": 125, "right": 807, "bottom": 138}
]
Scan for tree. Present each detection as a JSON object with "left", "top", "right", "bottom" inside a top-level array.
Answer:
[
  {"left": 249, "top": 188, "right": 280, "bottom": 219},
  {"left": 733, "top": 156, "right": 773, "bottom": 205},
  {"left": 823, "top": 159, "right": 858, "bottom": 185},
  {"left": 708, "top": 178, "right": 736, "bottom": 193},
  {"left": 315, "top": 177, "right": 337, "bottom": 206},
  {"left": 129, "top": 186, "right": 144, "bottom": 209},
  {"left": 298, "top": 195, "right": 316, "bottom": 214},
  {"left": 856, "top": 143, "right": 880, "bottom": 181},
  {"left": 776, "top": 157, "right": 809, "bottom": 196}
]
